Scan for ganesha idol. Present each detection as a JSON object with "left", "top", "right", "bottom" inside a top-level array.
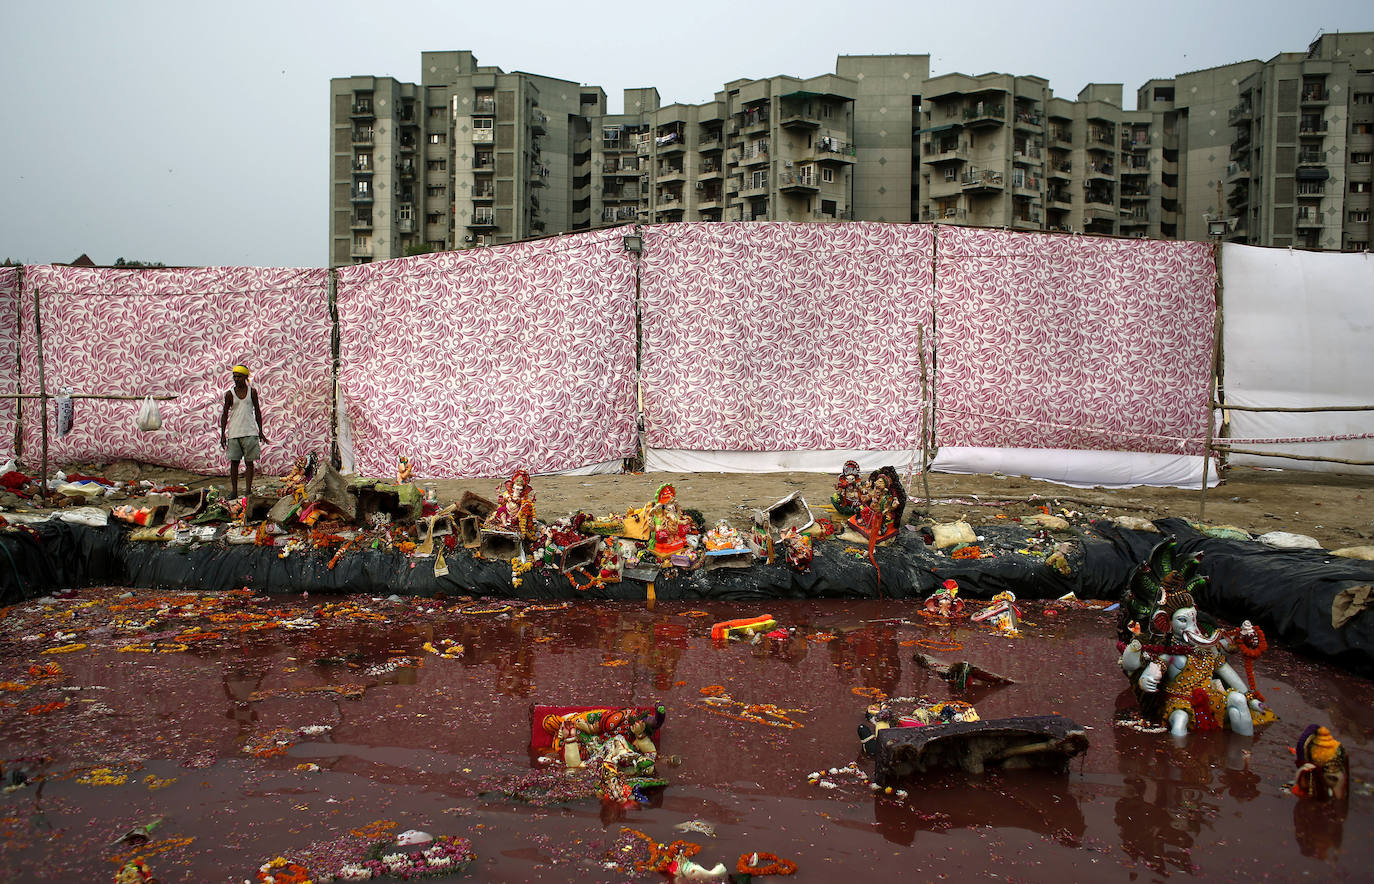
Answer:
[
  {"left": 847, "top": 465, "right": 907, "bottom": 544},
  {"left": 1117, "top": 538, "right": 1276, "bottom": 738},
  {"left": 648, "top": 483, "right": 695, "bottom": 559},
  {"left": 924, "top": 579, "right": 965, "bottom": 618},
  {"left": 485, "top": 468, "right": 538, "bottom": 543},
  {"left": 1292, "top": 725, "right": 1350, "bottom": 801}
]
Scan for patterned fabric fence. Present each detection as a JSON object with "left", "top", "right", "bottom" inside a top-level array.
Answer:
[
  {"left": 334, "top": 227, "right": 639, "bottom": 478},
  {"left": 638, "top": 222, "right": 936, "bottom": 451},
  {"left": 18, "top": 265, "right": 332, "bottom": 475},
  {"left": 933, "top": 227, "right": 1216, "bottom": 455}
]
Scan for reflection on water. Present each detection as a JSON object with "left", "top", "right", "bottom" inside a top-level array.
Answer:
[{"left": 2, "top": 593, "right": 1372, "bottom": 882}]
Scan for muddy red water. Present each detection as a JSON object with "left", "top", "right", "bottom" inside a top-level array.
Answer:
[{"left": 1, "top": 591, "right": 1371, "bottom": 882}]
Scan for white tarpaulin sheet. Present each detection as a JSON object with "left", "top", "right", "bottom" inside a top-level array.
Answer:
[{"left": 1221, "top": 244, "right": 1374, "bottom": 475}]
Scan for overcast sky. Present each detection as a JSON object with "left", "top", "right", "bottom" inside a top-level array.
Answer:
[{"left": 3, "top": 0, "right": 1372, "bottom": 268}]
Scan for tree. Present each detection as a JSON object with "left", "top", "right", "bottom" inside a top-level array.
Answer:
[{"left": 113, "top": 258, "right": 166, "bottom": 268}]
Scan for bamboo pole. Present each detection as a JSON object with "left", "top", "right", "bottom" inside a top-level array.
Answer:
[
  {"left": 1199, "top": 241, "right": 1223, "bottom": 522},
  {"left": 1209, "top": 445, "right": 1374, "bottom": 467},
  {"left": 1213, "top": 403, "right": 1374, "bottom": 414},
  {"left": 0, "top": 393, "right": 177, "bottom": 400},
  {"left": 327, "top": 267, "right": 341, "bottom": 470},
  {"left": 12, "top": 266, "right": 22, "bottom": 460},
  {"left": 33, "top": 282, "right": 47, "bottom": 505},
  {"left": 918, "top": 323, "right": 932, "bottom": 514}
]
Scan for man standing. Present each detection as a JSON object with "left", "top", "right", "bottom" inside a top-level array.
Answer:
[{"left": 220, "top": 365, "right": 267, "bottom": 498}]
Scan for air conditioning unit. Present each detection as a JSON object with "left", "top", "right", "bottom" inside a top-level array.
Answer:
[
  {"left": 696, "top": 181, "right": 705, "bottom": 189},
  {"left": 463, "top": 235, "right": 474, "bottom": 242},
  {"left": 945, "top": 208, "right": 957, "bottom": 218}
]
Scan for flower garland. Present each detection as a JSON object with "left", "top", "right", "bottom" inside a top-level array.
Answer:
[
  {"left": 737, "top": 851, "right": 798, "bottom": 876},
  {"left": 118, "top": 641, "right": 189, "bottom": 654},
  {"left": 421, "top": 640, "right": 464, "bottom": 659},
  {"left": 950, "top": 545, "right": 983, "bottom": 560},
  {"left": 40, "top": 642, "right": 87, "bottom": 654},
  {"left": 619, "top": 828, "right": 702, "bottom": 874},
  {"left": 25, "top": 699, "right": 68, "bottom": 716},
  {"left": 257, "top": 857, "right": 312, "bottom": 884},
  {"left": 1229, "top": 625, "right": 1269, "bottom": 701}
]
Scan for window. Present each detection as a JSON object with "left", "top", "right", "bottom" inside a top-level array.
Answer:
[
  {"left": 1353, "top": 181, "right": 1371, "bottom": 193},
  {"left": 1355, "top": 123, "right": 1374, "bottom": 135},
  {"left": 1353, "top": 153, "right": 1372, "bottom": 164},
  {"left": 426, "top": 212, "right": 443, "bottom": 224},
  {"left": 428, "top": 240, "right": 445, "bottom": 250},
  {"left": 428, "top": 106, "right": 446, "bottom": 119},
  {"left": 427, "top": 185, "right": 445, "bottom": 197},
  {"left": 396, "top": 205, "right": 413, "bottom": 222},
  {"left": 943, "top": 167, "right": 957, "bottom": 181},
  {"left": 750, "top": 169, "right": 768, "bottom": 189},
  {"left": 821, "top": 104, "right": 832, "bottom": 118},
  {"left": 429, "top": 133, "right": 446, "bottom": 144},
  {"left": 1351, "top": 211, "right": 1370, "bottom": 223},
  {"left": 822, "top": 168, "right": 834, "bottom": 184},
  {"left": 426, "top": 159, "right": 447, "bottom": 171},
  {"left": 355, "top": 180, "right": 369, "bottom": 195},
  {"left": 821, "top": 199, "right": 837, "bottom": 216},
  {"left": 1354, "top": 93, "right": 1374, "bottom": 105},
  {"left": 1349, "top": 240, "right": 1369, "bottom": 251}
]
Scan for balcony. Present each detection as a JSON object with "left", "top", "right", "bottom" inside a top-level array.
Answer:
[
  {"left": 655, "top": 131, "right": 685, "bottom": 154},
  {"left": 636, "top": 136, "right": 653, "bottom": 156},
  {"left": 1301, "top": 88, "right": 1328, "bottom": 106},
  {"left": 351, "top": 129, "right": 374, "bottom": 145},
  {"left": 1296, "top": 208, "right": 1323, "bottom": 228},
  {"left": 1297, "top": 182, "right": 1326, "bottom": 197},
  {"left": 1049, "top": 128, "right": 1072, "bottom": 148},
  {"left": 963, "top": 103, "right": 1005, "bottom": 127},
  {"left": 603, "top": 161, "right": 639, "bottom": 177},
  {"left": 350, "top": 186, "right": 373, "bottom": 203},
  {"left": 473, "top": 186, "right": 494, "bottom": 201},
  {"left": 739, "top": 181, "right": 770, "bottom": 199},
  {"left": 473, "top": 98, "right": 495, "bottom": 115},
  {"left": 396, "top": 218, "right": 414, "bottom": 234},
  {"left": 397, "top": 137, "right": 416, "bottom": 153},
  {"left": 530, "top": 164, "right": 550, "bottom": 186},
  {"left": 961, "top": 169, "right": 1004, "bottom": 191},
  {"left": 922, "top": 206, "right": 967, "bottom": 222},
  {"left": 352, "top": 159, "right": 373, "bottom": 174},
  {"left": 1012, "top": 172, "right": 1041, "bottom": 192},
  {"left": 810, "top": 209, "right": 854, "bottom": 221},
  {"left": 472, "top": 128, "right": 494, "bottom": 144},
  {"left": 350, "top": 242, "right": 371, "bottom": 259},
  {"left": 740, "top": 109, "right": 769, "bottom": 133},
  {"left": 923, "top": 141, "right": 968, "bottom": 164},
  {"left": 350, "top": 102, "right": 374, "bottom": 119},
  {"left": 1048, "top": 161, "right": 1071, "bottom": 180},
  {"left": 468, "top": 210, "right": 497, "bottom": 229},
  {"left": 1228, "top": 103, "right": 1253, "bottom": 125},
  {"left": 1087, "top": 127, "right": 1115, "bottom": 149},
  {"left": 656, "top": 164, "right": 686, "bottom": 183},
  {"left": 602, "top": 206, "right": 639, "bottom": 223},
  {"left": 698, "top": 134, "right": 723, "bottom": 153},
  {"left": 1012, "top": 145, "right": 1042, "bottom": 163},
  {"left": 779, "top": 104, "right": 822, "bottom": 130},
  {"left": 530, "top": 109, "right": 547, "bottom": 134},
  {"left": 779, "top": 169, "right": 819, "bottom": 192},
  {"left": 1084, "top": 190, "right": 1115, "bottom": 208},
  {"left": 813, "top": 136, "right": 856, "bottom": 163},
  {"left": 1299, "top": 120, "right": 1329, "bottom": 136},
  {"left": 1014, "top": 110, "right": 1043, "bottom": 130},
  {"left": 698, "top": 163, "right": 723, "bottom": 181},
  {"left": 1121, "top": 188, "right": 1149, "bottom": 201},
  {"left": 1085, "top": 161, "right": 1115, "bottom": 179},
  {"left": 1048, "top": 191, "right": 1072, "bottom": 208},
  {"left": 1011, "top": 210, "right": 1043, "bottom": 230},
  {"left": 696, "top": 189, "right": 724, "bottom": 209},
  {"left": 1298, "top": 150, "right": 1326, "bottom": 167},
  {"left": 741, "top": 142, "right": 770, "bottom": 165},
  {"left": 473, "top": 155, "right": 495, "bottom": 174},
  {"left": 350, "top": 213, "right": 372, "bottom": 230}
]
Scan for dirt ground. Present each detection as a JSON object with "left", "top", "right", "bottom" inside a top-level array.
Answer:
[{"left": 77, "top": 460, "right": 1374, "bottom": 552}]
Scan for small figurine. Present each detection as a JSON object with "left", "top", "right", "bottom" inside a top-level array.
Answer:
[
  {"left": 703, "top": 519, "right": 746, "bottom": 552},
  {"left": 648, "top": 483, "right": 693, "bottom": 558},
  {"left": 778, "top": 527, "right": 813, "bottom": 572},
  {"left": 486, "top": 468, "right": 537, "bottom": 542},
  {"left": 848, "top": 466, "right": 907, "bottom": 543},
  {"left": 972, "top": 591, "right": 1021, "bottom": 634},
  {"left": 280, "top": 453, "right": 315, "bottom": 500},
  {"left": 924, "top": 579, "right": 966, "bottom": 618},
  {"left": 831, "top": 459, "right": 865, "bottom": 516},
  {"left": 397, "top": 455, "right": 415, "bottom": 485},
  {"left": 1292, "top": 725, "right": 1350, "bottom": 800}
]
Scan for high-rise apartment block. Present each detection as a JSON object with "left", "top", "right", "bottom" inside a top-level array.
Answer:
[{"left": 330, "top": 35, "right": 1374, "bottom": 265}]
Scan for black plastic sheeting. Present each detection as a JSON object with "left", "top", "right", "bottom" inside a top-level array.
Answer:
[
  {"left": 1079, "top": 517, "right": 1374, "bottom": 680},
  {"left": 4, "top": 517, "right": 1373, "bottom": 678}
]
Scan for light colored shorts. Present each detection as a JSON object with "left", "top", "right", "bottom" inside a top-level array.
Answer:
[{"left": 227, "top": 435, "right": 261, "bottom": 463}]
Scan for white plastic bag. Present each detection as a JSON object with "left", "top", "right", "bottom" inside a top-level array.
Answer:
[
  {"left": 134, "top": 396, "right": 163, "bottom": 432},
  {"left": 56, "top": 389, "right": 75, "bottom": 437}
]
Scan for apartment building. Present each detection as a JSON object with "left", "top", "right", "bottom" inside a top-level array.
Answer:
[
  {"left": 330, "top": 36, "right": 1374, "bottom": 264},
  {"left": 1228, "top": 33, "right": 1374, "bottom": 251}
]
